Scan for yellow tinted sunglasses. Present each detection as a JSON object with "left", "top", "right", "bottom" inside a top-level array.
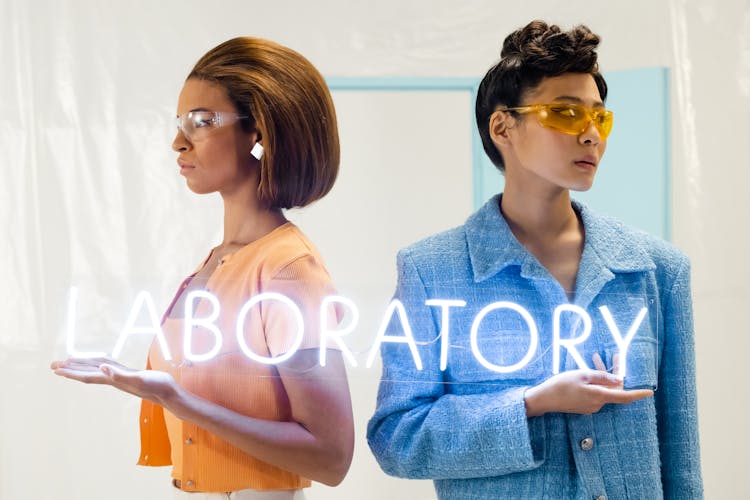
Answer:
[{"left": 504, "top": 103, "right": 614, "bottom": 140}]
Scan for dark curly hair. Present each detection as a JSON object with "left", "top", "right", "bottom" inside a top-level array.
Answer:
[{"left": 475, "top": 20, "right": 607, "bottom": 171}]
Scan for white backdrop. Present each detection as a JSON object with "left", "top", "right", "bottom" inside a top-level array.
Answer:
[{"left": 1, "top": 0, "right": 749, "bottom": 498}]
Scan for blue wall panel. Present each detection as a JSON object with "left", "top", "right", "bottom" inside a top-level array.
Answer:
[{"left": 329, "top": 67, "right": 670, "bottom": 239}]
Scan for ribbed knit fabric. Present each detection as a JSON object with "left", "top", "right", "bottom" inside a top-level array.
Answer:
[{"left": 138, "top": 223, "right": 338, "bottom": 493}]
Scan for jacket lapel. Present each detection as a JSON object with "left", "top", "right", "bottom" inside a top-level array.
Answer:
[
  {"left": 573, "top": 200, "right": 656, "bottom": 308},
  {"left": 465, "top": 194, "right": 530, "bottom": 283},
  {"left": 465, "top": 194, "right": 656, "bottom": 307}
]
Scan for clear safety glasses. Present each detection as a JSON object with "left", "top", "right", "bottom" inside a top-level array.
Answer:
[
  {"left": 504, "top": 103, "right": 614, "bottom": 140},
  {"left": 175, "top": 111, "right": 249, "bottom": 141}
]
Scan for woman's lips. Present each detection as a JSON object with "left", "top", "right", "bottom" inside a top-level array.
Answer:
[
  {"left": 574, "top": 156, "right": 597, "bottom": 169},
  {"left": 177, "top": 159, "right": 195, "bottom": 174}
]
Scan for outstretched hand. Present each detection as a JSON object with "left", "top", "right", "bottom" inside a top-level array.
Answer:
[
  {"left": 51, "top": 357, "right": 177, "bottom": 406},
  {"left": 524, "top": 353, "right": 653, "bottom": 417}
]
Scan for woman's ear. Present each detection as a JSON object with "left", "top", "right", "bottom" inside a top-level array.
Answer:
[
  {"left": 250, "top": 129, "right": 264, "bottom": 160},
  {"left": 489, "top": 110, "right": 515, "bottom": 147}
]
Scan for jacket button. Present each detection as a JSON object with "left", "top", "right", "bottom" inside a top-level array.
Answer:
[
  {"left": 595, "top": 496, "right": 607, "bottom": 500},
  {"left": 580, "top": 437, "right": 594, "bottom": 451},
  {"left": 186, "top": 480, "right": 194, "bottom": 487},
  {"left": 185, "top": 438, "right": 193, "bottom": 444}
]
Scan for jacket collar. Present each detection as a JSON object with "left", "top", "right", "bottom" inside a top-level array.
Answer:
[{"left": 466, "top": 194, "right": 656, "bottom": 284}]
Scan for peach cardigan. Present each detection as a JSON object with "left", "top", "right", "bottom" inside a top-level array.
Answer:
[{"left": 138, "top": 223, "right": 338, "bottom": 493}]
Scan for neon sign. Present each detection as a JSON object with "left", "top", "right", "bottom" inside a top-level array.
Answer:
[{"left": 65, "top": 287, "right": 648, "bottom": 377}]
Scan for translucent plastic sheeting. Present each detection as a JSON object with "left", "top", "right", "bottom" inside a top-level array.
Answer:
[{"left": 2, "top": 0, "right": 750, "bottom": 499}]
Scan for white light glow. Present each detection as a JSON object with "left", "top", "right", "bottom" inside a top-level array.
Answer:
[
  {"left": 319, "top": 295, "right": 359, "bottom": 367},
  {"left": 64, "top": 286, "right": 653, "bottom": 376},
  {"left": 552, "top": 304, "right": 593, "bottom": 374},
  {"left": 470, "top": 301, "right": 539, "bottom": 374},
  {"left": 112, "top": 291, "right": 171, "bottom": 360},
  {"left": 425, "top": 299, "right": 466, "bottom": 371},
  {"left": 366, "top": 299, "right": 422, "bottom": 370},
  {"left": 599, "top": 305, "right": 648, "bottom": 378},
  {"left": 65, "top": 287, "right": 107, "bottom": 358},
  {"left": 236, "top": 292, "right": 304, "bottom": 365},
  {"left": 183, "top": 290, "right": 222, "bottom": 362}
]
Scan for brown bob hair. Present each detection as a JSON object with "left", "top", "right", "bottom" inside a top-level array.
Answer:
[{"left": 188, "top": 37, "right": 339, "bottom": 209}]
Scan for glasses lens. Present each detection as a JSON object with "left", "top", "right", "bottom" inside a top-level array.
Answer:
[
  {"left": 184, "top": 111, "right": 219, "bottom": 140},
  {"left": 540, "top": 105, "right": 588, "bottom": 134},
  {"left": 595, "top": 110, "right": 613, "bottom": 140},
  {"left": 175, "top": 111, "right": 247, "bottom": 141},
  {"left": 539, "top": 105, "right": 613, "bottom": 139}
]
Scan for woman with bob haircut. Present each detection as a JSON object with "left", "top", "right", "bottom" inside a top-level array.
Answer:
[
  {"left": 52, "top": 37, "right": 354, "bottom": 498},
  {"left": 368, "top": 20, "right": 702, "bottom": 499}
]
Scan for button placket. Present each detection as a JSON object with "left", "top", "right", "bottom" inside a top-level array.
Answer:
[
  {"left": 182, "top": 424, "right": 198, "bottom": 490},
  {"left": 566, "top": 415, "right": 606, "bottom": 497},
  {"left": 580, "top": 437, "right": 594, "bottom": 451}
]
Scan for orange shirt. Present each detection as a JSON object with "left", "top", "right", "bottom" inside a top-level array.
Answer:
[{"left": 138, "top": 223, "right": 339, "bottom": 493}]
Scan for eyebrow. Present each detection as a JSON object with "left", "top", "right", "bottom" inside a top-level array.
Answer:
[{"left": 552, "top": 95, "right": 605, "bottom": 107}]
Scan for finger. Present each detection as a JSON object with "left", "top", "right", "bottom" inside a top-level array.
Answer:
[
  {"left": 53, "top": 364, "right": 99, "bottom": 375},
  {"left": 73, "top": 357, "right": 111, "bottom": 364},
  {"left": 91, "top": 357, "right": 128, "bottom": 370},
  {"left": 53, "top": 368, "right": 110, "bottom": 385},
  {"left": 596, "top": 387, "right": 654, "bottom": 404},
  {"left": 66, "top": 357, "right": 111, "bottom": 365},
  {"left": 592, "top": 353, "right": 606, "bottom": 371},
  {"left": 99, "top": 363, "right": 128, "bottom": 380},
  {"left": 582, "top": 370, "right": 623, "bottom": 387},
  {"left": 51, "top": 359, "right": 78, "bottom": 369},
  {"left": 51, "top": 358, "right": 103, "bottom": 370},
  {"left": 56, "top": 361, "right": 105, "bottom": 372}
]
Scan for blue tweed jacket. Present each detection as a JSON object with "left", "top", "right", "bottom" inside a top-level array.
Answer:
[{"left": 367, "top": 195, "right": 702, "bottom": 499}]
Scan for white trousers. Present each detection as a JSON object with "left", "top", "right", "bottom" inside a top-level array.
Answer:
[{"left": 172, "top": 486, "right": 306, "bottom": 500}]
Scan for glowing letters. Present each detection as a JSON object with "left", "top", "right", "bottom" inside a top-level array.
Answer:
[
  {"left": 552, "top": 304, "right": 592, "bottom": 374},
  {"left": 64, "top": 287, "right": 649, "bottom": 377},
  {"left": 319, "top": 296, "right": 360, "bottom": 367},
  {"left": 471, "top": 301, "right": 539, "bottom": 374},
  {"left": 184, "top": 290, "right": 221, "bottom": 362},
  {"left": 426, "top": 299, "right": 467, "bottom": 371},
  {"left": 600, "top": 305, "right": 648, "bottom": 378},
  {"left": 66, "top": 287, "right": 107, "bottom": 359},
  {"left": 236, "top": 292, "right": 304, "bottom": 365},
  {"left": 366, "top": 299, "right": 423, "bottom": 370}
]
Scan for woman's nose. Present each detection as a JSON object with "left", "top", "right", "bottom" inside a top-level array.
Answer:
[{"left": 172, "top": 128, "right": 192, "bottom": 152}]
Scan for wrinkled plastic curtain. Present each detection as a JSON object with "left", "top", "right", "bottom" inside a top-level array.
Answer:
[
  {"left": 2, "top": 0, "right": 43, "bottom": 353},
  {"left": 5, "top": 1, "right": 750, "bottom": 367},
  {"left": 2, "top": 0, "right": 750, "bottom": 499},
  {"left": 0, "top": 0, "right": 220, "bottom": 359}
]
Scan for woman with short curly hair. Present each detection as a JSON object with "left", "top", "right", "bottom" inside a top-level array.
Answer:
[{"left": 369, "top": 20, "right": 702, "bottom": 499}]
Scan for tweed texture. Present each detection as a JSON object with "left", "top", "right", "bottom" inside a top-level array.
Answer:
[{"left": 367, "top": 195, "right": 702, "bottom": 500}]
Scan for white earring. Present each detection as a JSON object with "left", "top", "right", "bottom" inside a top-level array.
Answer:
[{"left": 251, "top": 142, "right": 264, "bottom": 160}]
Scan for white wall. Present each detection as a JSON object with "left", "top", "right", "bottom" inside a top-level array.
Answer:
[{"left": 1, "top": 0, "right": 748, "bottom": 498}]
